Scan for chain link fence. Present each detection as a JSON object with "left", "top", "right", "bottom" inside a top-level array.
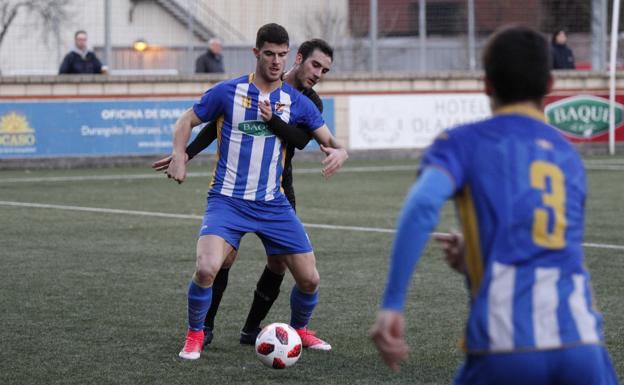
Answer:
[{"left": 0, "top": 0, "right": 622, "bottom": 75}]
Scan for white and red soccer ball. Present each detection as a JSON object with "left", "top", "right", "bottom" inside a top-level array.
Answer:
[{"left": 255, "top": 323, "right": 302, "bottom": 369}]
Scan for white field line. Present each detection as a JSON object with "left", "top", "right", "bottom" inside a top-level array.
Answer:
[
  {"left": 0, "top": 172, "right": 210, "bottom": 184},
  {"left": 583, "top": 159, "right": 624, "bottom": 165},
  {"left": 2, "top": 162, "right": 623, "bottom": 184},
  {"left": 1, "top": 200, "right": 623, "bottom": 251},
  {"left": 0, "top": 166, "right": 418, "bottom": 184},
  {"left": 585, "top": 165, "right": 624, "bottom": 171}
]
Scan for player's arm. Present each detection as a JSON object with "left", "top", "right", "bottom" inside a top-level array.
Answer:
[
  {"left": 311, "top": 125, "right": 348, "bottom": 178},
  {"left": 369, "top": 167, "right": 454, "bottom": 371},
  {"left": 151, "top": 120, "right": 218, "bottom": 171},
  {"left": 293, "top": 92, "right": 347, "bottom": 178},
  {"left": 187, "top": 120, "right": 218, "bottom": 159},
  {"left": 165, "top": 84, "right": 225, "bottom": 183},
  {"left": 166, "top": 108, "right": 203, "bottom": 184},
  {"left": 258, "top": 100, "right": 312, "bottom": 150},
  {"left": 266, "top": 116, "right": 312, "bottom": 150}
]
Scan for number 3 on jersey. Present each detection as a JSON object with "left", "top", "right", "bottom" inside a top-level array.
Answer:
[{"left": 530, "top": 161, "right": 567, "bottom": 249}]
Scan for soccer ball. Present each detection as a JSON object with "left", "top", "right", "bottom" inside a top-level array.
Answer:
[{"left": 255, "top": 322, "right": 302, "bottom": 369}]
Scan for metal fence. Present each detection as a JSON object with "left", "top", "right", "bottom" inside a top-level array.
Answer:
[{"left": 0, "top": 0, "right": 622, "bottom": 76}]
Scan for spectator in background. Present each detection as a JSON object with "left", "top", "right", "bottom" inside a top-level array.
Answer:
[
  {"left": 59, "top": 30, "right": 103, "bottom": 74},
  {"left": 551, "top": 29, "right": 575, "bottom": 70},
  {"left": 195, "top": 37, "right": 225, "bottom": 73}
]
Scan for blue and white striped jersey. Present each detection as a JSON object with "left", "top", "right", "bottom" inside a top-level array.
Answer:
[
  {"left": 420, "top": 105, "right": 604, "bottom": 354},
  {"left": 193, "top": 73, "right": 324, "bottom": 201}
]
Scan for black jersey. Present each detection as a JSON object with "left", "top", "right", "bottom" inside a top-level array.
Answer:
[{"left": 281, "top": 88, "right": 322, "bottom": 210}]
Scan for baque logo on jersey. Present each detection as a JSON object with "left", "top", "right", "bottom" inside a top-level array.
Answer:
[
  {"left": 0, "top": 112, "right": 36, "bottom": 149},
  {"left": 545, "top": 95, "right": 623, "bottom": 138},
  {"left": 238, "top": 120, "right": 274, "bottom": 137}
]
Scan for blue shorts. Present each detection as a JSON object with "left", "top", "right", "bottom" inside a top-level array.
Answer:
[
  {"left": 199, "top": 193, "right": 312, "bottom": 256},
  {"left": 453, "top": 345, "right": 619, "bottom": 385}
]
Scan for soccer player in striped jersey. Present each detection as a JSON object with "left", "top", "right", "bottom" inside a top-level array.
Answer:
[
  {"left": 152, "top": 39, "right": 333, "bottom": 348},
  {"left": 167, "top": 23, "right": 347, "bottom": 360},
  {"left": 370, "top": 26, "right": 619, "bottom": 384}
]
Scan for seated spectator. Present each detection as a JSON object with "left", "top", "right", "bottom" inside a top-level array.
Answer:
[
  {"left": 59, "top": 30, "right": 103, "bottom": 74},
  {"left": 551, "top": 29, "right": 575, "bottom": 70},
  {"left": 195, "top": 37, "right": 225, "bottom": 73}
]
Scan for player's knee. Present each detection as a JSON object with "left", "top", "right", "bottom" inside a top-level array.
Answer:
[
  {"left": 297, "top": 271, "right": 320, "bottom": 293},
  {"left": 194, "top": 266, "right": 216, "bottom": 287},
  {"left": 195, "top": 254, "right": 220, "bottom": 286}
]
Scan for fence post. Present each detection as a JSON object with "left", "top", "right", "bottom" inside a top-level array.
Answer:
[
  {"left": 187, "top": 0, "right": 195, "bottom": 75},
  {"left": 467, "top": 0, "right": 476, "bottom": 70},
  {"left": 104, "top": 0, "right": 112, "bottom": 70},
  {"left": 369, "top": 0, "right": 378, "bottom": 72},
  {"left": 591, "top": 0, "right": 607, "bottom": 71},
  {"left": 419, "top": 0, "right": 427, "bottom": 72}
]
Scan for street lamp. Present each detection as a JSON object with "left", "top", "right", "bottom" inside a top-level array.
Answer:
[{"left": 133, "top": 39, "right": 148, "bottom": 52}]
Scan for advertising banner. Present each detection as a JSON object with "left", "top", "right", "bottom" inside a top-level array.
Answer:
[
  {"left": 0, "top": 98, "right": 335, "bottom": 158},
  {"left": 544, "top": 94, "right": 624, "bottom": 143},
  {"left": 348, "top": 94, "right": 490, "bottom": 150},
  {"left": 348, "top": 93, "right": 624, "bottom": 150}
]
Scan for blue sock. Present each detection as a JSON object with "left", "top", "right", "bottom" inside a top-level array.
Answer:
[
  {"left": 289, "top": 286, "right": 318, "bottom": 329},
  {"left": 187, "top": 280, "right": 213, "bottom": 331}
]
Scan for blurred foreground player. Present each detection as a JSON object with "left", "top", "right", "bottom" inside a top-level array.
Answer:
[{"left": 370, "top": 25, "right": 619, "bottom": 385}]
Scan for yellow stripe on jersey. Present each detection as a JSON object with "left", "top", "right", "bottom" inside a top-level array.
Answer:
[
  {"left": 209, "top": 115, "right": 225, "bottom": 189},
  {"left": 495, "top": 104, "right": 546, "bottom": 122},
  {"left": 456, "top": 185, "right": 484, "bottom": 297}
]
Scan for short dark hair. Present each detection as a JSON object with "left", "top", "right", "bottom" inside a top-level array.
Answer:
[
  {"left": 298, "top": 39, "right": 334, "bottom": 62},
  {"left": 255, "top": 23, "right": 289, "bottom": 49},
  {"left": 483, "top": 25, "right": 551, "bottom": 104},
  {"left": 551, "top": 29, "right": 565, "bottom": 44},
  {"left": 75, "top": 30, "right": 87, "bottom": 39}
]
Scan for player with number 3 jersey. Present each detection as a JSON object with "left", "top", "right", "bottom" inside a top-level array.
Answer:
[{"left": 370, "top": 25, "right": 618, "bottom": 385}]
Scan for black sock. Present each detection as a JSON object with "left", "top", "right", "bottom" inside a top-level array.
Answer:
[
  {"left": 204, "top": 267, "right": 229, "bottom": 330},
  {"left": 242, "top": 265, "right": 284, "bottom": 332}
]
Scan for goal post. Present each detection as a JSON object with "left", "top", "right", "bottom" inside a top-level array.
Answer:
[{"left": 609, "top": 0, "right": 621, "bottom": 155}]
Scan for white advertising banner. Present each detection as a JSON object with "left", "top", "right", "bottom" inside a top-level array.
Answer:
[{"left": 349, "top": 94, "right": 491, "bottom": 150}]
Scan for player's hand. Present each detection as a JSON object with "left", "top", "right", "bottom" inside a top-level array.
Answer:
[
  {"left": 320, "top": 144, "right": 348, "bottom": 179},
  {"left": 153, "top": 153, "right": 188, "bottom": 172},
  {"left": 152, "top": 155, "right": 172, "bottom": 171},
  {"left": 259, "top": 100, "right": 273, "bottom": 122},
  {"left": 369, "top": 309, "right": 409, "bottom": 372},
  {"left": 165, "top": 153, "right": 187, "bottom": 184},
  {"left": 433, "top": 231, "right": 466, "bottom": 274}
]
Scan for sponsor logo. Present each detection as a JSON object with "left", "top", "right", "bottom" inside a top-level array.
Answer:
[
  {"left": 545, "top": 95, "right": 623, "bottom": 138},
  {"left": 238, "top": 120, "right": 273, "bottom": 137},
  {"left": 0, "top": 112, "right": 36, "bottom": 147}
]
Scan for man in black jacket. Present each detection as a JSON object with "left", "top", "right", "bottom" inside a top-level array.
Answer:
[
  {"left": 195, "top": 38, "right": 225, "bottom": 73},
  {"left": 59, "top": 30, "right": 103, "bottom": 74},
  {"left": 153, "top": 38, "right": 335, "bottom": 347},
  {"left": 551, "top": 30, "right": 575, "bottom": 70}
]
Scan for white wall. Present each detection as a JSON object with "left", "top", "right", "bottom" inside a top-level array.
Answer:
[{"left": 204, "top": 0, "right": 349, "bottom": 44}]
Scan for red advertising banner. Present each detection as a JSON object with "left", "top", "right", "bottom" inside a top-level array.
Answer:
[{"left": 544, "top": 94, "right": 624, "bottom": 143}]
